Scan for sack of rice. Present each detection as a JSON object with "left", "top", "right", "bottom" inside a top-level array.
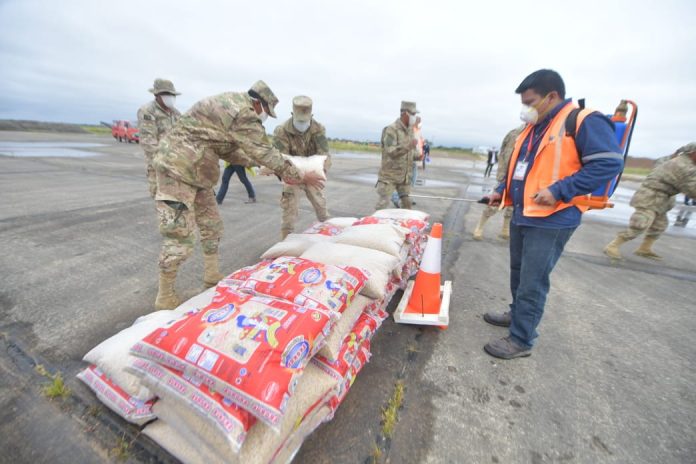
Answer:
[
  {"left": 219, "top": 260, "right": 273, "bottom": 288},
  {"left": 302, "top": 222, "right": 343, "bottom": 236},
  {"left": 77, "top": 365, "right": 155, "bottom": 425},
  {"left": 373, "top": 208, "right": 430, "bottom": 222},
  {"left": 131, "top": 359, "right": 254, "bottom": 454},
  {"left": 260, "top": 234, "right": 332, "bottom": 260},
  {"left": 144, "top": 363, "right": 337, "bottom": 464},
  {"left": 353, "top": 216, "right": 429, "bottom": 238},
  {"left": 324, "top": 217, "right": 358, "bottom": 228},
  {"left": 300, "top": 242, "right": 399, "bottom": 299},
  {"left": 331, "top": 223, "right": 408, "bottom": 257},
  {"left": 282, "top": 154, "right": 327, "bottom": 181},
  {"left": 131, "top": 289, "right": 333, "bottom": 429},
  {"left": 328, "top": 342, "right": 372, "bottom": 413},
  {"left": 316, "top": 294, "right": 371, "bottom": 362},
  {"left": 238, "top": 256, "right": 368, "bottom": 315},
  {"left": 143, "top": 421, "right": 227, "bottom": 464},
  {"left": 83, "top": 310, "right": 183, "bottom": 400}
]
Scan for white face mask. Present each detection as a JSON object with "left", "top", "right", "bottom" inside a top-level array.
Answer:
[
  {"left": 408, "top": 113, "right": 417, "bottom": 127},
  {"left": 254, "top": 100, "right": 268, "bottom": 122},
  {"left": 293, "top": 118, "right": 311, "bottom": 133},
  {"left": 519, "top": 105, "right": 538, "bottom": 124},
  {"left": 160, "top": 95, "right": 176, "bottom": 110}
]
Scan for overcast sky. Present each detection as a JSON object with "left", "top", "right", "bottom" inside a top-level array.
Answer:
[{"left": 1, "top": 0, "right": 694, "bottom": 158}]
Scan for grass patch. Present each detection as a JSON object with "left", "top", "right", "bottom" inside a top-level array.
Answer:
[
  {"left": 329, "top": 140, "right": 381, "bottom": 153},
  {"left": 622, "top": 167, "right": 650, "bottom": 176},
  {"left": 371, "top": 442, "right": 383, "bottom": 464},
  {"left": 110, "top": 433, "right": 132, "bottom": 461},
  {"left": 81, "top": 125, "right": 111, "bottom": 135},
  {"left": 35, "top": 364, "right": 71, "bottom": 400},
  {"left": 381, "top": 380, "right": 405, "bottom": 438}
]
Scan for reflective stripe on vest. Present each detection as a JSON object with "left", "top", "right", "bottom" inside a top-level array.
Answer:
[{"left": 503, "top": 102, "right": 591, "bottom": 217}]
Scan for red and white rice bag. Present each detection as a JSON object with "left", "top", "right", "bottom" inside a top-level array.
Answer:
[
  {"left": 131, "top": 289, "right": 333, "bottom": 428},
  {"left": 77, "top": 365, "right": 155, "bottom": 425},
  {"left": 238, "top": 256, "right": 367, "bottom": 315},
  {"left": 129, "top": 358, "right": 255, "bottom": 453}
]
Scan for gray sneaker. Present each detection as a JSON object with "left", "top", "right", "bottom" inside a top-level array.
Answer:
[
  {"left": 484, "top": 336, "right": 531, "bottom": 359},
  {"left": 483, "top": 311, "right": 511, "bottom": 327}
]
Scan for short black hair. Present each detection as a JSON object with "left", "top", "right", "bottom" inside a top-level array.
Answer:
[{"left": 515, "top": 69, "right": 565, "bottom": 99}]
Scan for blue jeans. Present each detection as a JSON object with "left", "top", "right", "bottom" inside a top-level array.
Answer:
[
  {"left": 508, "top": 223, "right": 576, "bottom": 348},
  {"left": 216, "top": 165, "right": 255, "bottom": 204}
]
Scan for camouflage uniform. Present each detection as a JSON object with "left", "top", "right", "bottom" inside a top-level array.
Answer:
[
  {"left": 137, "top": 79, "right": 181, "bottom": 198},
  {"left": 273, "top": 96, "right": 330, "bottom": 238},
  {"left": 153, "top": 82, "right": 302, "bottom": 276},
  {"left": 375, "top": 101, "right": 419, "bottom": 210},
  {"left": 474, "top": 126, "right": 524, "bottom": 239},
  {"left": 604, "top": 143, "right": 696, "bottom": 259}
]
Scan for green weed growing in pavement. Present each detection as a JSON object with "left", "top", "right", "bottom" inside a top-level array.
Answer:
[
  {"left": 35, "top": 364, "right": 71, "bottom": 400},
  {"left": 381, "top": 380, "right": 404, "bottom": 438}
]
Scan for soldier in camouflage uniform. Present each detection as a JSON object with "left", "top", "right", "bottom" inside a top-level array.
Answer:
[
  {"left": 375, "top": 101, "right": 420, "bottom": 210},
  {"left": 152, "top": 81, "right": 323, "bottom": 310},
  {"left": 473, "top": 125, "right": 524, "bottom": 240},
  {"left": 604, "top": 143, "right": 696, "bottom": 260},
  {"left": 137, "top": 79, "right": 182, "bottom": 198},
  {"left": 273, "top": 96, "right": 331, "bottom": 239}
]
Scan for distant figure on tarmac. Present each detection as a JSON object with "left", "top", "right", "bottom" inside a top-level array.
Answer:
[
  {"left": 216, "top": 162, "right": 256, "bottom": 205},
  {"left": 604, "top": 143, "right": 696, "bottom": 259},
  {"left": 376, "top": 101, "right": 420, "bottom": 210},
  {"left": 422, "top": 141, "right": 430, "bottom": 170},
  {"left": 273, "top": 95, "right": 331, "bottom": 239},
  {"left": 137, "top": 78, "right": 181, "bottom": 198},
  {"left": 484, "top": 147, "right": 497, "bottom": 178},
  {"left": 483, "top": 69, "right": 623, "bottom": 360},
  {"left": 473, "top": 125, "right": 524, "bottom": 240},
  {"left": 151, "top": 80, "right": 323, "bottom": 310}
]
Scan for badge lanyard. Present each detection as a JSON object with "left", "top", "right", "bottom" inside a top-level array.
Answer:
[{"left": 513, "top": 125, "right": 549, "bottom": 181}]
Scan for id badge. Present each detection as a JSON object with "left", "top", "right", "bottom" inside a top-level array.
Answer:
[{"left": 513, "top": 160, "right": 528, "bottom": 180}]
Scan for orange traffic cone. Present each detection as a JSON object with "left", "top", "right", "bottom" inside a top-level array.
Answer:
[
  {"left": 405, "top": 223, "right": 443, "bottom": 315},
  {"left": 394, "top": 223, "right": 452, "bottom": 327}
]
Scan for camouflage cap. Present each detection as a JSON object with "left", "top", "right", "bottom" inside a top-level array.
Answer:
[
  {"left": 676, "top": 142, "right": 696, "bottom": 156},
  {"left": 401, "top": 101, "right": 419, "bottom": 114},
  {"left": 149, "top": 78, "right": 181, "bottom": 95},
  {"left": 292, "top": 95, "right": 313, "bottom": 122},
  {"left": 249, "top": 80, "right": 279, "bottom": 118}
]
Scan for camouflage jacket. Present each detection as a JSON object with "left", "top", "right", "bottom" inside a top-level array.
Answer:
[
  {"left": 153, "top": 92, "right": 301, "bottom": 206},
  {"left": 136, "top": 100, "right": 181, "bottom": 160},
  {"left": 630, "top": 153, "right": 696, "bottom": 213},
  {"left": 495, "top": 126, "right": 525, "bottom": 183},
  {"left": 272, "top": 118, "right": 331, "bottom": 170},
  {"left": 378, "top": 118, "right": 415, "bottom": 184}
]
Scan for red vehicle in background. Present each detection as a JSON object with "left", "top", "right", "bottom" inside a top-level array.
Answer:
[{"left": 112, "top": 120, "right": 139, "bottom": 143}]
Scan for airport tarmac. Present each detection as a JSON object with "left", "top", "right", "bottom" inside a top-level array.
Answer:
[{"left": 1, "top": 130, "right": 694, "bottom": 464}]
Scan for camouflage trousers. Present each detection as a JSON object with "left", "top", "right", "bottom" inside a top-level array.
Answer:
[
  {"left": 375, "top": 180, "right": 411, "bottom": 210},
  {"left": 156, "top": 188, "right": 223, "bottom": 273},
  {"left": 481, "top": 205, "right": 513, "bottom": 219},
  {"left": 618, "top": 207, "right": 668, "bottom": 240},
  {"left": 281, "top": 184, "right": 329, "bottom": 237}
]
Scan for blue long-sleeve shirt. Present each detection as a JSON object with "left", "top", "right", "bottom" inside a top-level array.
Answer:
[{"left": 496, "top": 99, "right": 624, "bottom": 228}]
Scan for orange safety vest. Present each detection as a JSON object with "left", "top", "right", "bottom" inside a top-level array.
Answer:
[{"left": 503, "top": 102, "right": 591, "bottom": 217}]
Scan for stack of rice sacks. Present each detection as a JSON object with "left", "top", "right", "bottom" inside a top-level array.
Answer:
[{"left": 77, "top": 208, "right": 430, "bottom": 464}]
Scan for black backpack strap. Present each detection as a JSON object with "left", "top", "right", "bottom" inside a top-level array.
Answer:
[{"left": 565, "top": 98, "right": 585, "bottom": 138}]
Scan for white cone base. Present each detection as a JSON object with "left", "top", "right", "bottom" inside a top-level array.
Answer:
[{"left": 394, "top": 280, "right": 452, "bottom": 326}]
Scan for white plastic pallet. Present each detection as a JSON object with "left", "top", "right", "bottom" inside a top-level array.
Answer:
[{"left": 393, "top": 280, "right": 452, "bottom": 327}]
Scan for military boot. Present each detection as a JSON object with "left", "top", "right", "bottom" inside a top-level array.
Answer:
[
  {"left": 603, "top": 235, "right": 630, "bottom": 259},
  {"left": 155, "top": 270, "right": 181, "bottom": 310},
  {"left": 498, "top": 215, "right": 511, "bottom": 240},
  {"left": 203, "top": 253, "right": 225, "bottom": 288},
  {"left": 634, "top": 236, "right": 662, "bottom": 260},
  {"left": 473, "top": 215, "right": 489, "bottom": 240}
]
